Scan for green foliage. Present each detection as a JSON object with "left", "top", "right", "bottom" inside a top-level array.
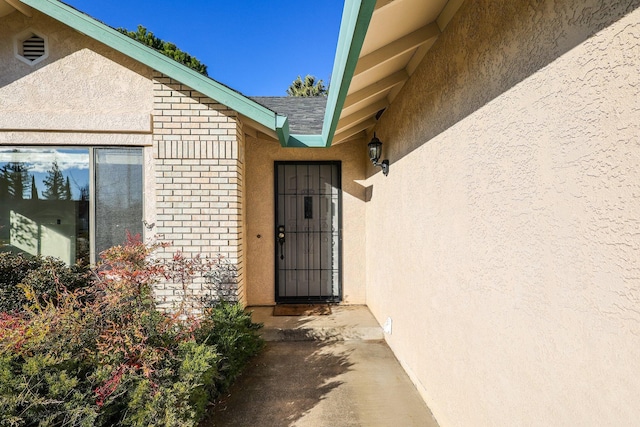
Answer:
[
  {"left": 0, "top": 239, "right": 262, "bottom": 427},
  {"left": 0, "top": 253, "right": 89, "bottom": 313},
  {"left": 117, "top": 26, "right": 208, "bottom": 76},
  {"left": 198, "top": 302, "right": 264, "bottom": 392},
  {"left": 287, "top": 74, "right": 327, "bottom": 97},
  {"left": 0, "top": 351, "right": 98, "bottom": 426},
  {"left": 0, "top": 252, "right": 40, "bottom": 312}
]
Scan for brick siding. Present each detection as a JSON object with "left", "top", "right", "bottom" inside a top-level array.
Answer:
[{"left": 151, "top": 72, "right": 245, "bottom": 307}]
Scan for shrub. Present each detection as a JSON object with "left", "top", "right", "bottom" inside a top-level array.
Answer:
[
  {"left": 0, "top": 253, "right": 40, "bottom": 312},
  {"left": 197, "top": 302, "right": 264, "bottom": 393},
  {"left": 0, "top": 253, "right": 89, "bottom": 313},
  {"left": 0, "top": 238, "right": 263, "bottom": 427}
]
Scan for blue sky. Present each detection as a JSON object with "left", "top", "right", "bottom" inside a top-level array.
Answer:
[
  {"left": 0, "top": 148, "right": 89, "bottom": 199},
  {"left": 64, "top": 0, "right": 345, "bottom": 96}
]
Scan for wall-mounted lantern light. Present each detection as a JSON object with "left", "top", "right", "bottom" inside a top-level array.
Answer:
[{"left": 368, "top": 133, "right": 389, "bottom": 176}]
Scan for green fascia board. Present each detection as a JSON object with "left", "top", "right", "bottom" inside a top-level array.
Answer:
[
  {"left": 21, "top": 0, "right": 376, "bottom": 149},
  {"left": 277, "top": 0, "right": 376, "bottom": 148},
  {"left": 275, "top": 115, "right": 290, "bottom": 145},
  {"left": 21, "top": 0, "right": 282, "bottom": 133},
  {"left": 320, "top": 0, "right": 376, "bottom": 147},
  {"left": 287, "top": 135, "right": 326, "bottom": 148}
]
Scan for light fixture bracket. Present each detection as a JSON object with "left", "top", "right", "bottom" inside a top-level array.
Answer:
[{"left": 373, "top": 159, "right": 389, "bottom": 176}]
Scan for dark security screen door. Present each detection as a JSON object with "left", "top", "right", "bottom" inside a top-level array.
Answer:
[{"left": 275, "top": 162, "right": 341, "bottom": 303}]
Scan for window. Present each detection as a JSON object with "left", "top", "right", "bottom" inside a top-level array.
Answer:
[
  {"left": 94, "top": 148, "right": 143, "bottom": 255},
  {"left": 0, "top": 147, "right": 143, "bottom": 265}
]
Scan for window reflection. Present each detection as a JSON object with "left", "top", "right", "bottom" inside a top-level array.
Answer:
[
  {"left": 0, "top": 147, "right": 143, "bottom": 266},
  {"left": 0, "top": 148, "right": 90, "bottom": 264}
]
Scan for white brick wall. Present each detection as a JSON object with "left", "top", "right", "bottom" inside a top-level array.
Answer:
[{"left": 151, "top": 73, "right": 245, "bottom": 307}]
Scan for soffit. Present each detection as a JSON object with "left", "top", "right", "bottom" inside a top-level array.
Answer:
[
  {"left": 0, "top": 2, "right": 15, "bottom": 17},
  {"left": 0, "top": 0, "right": 32, "bottom": 17},
  {"left": 333, "top": 0, "right": 464, "bottom": 144}
]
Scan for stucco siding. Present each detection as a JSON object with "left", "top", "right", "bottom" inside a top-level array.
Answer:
[
  {"left": 245, "top": 137, "right": 367, "bottom": 306},
  {"left": 366, "top": 0, "right": 640, "bottom": 425},
  {"left": 0, "top": 10, "right": 153, "bottom": 137}
]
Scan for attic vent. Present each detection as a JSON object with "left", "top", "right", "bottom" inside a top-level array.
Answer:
[
  {"left": 22, "top": 35, "right": 45, "bottom": 60},
  {"left": 13, "top": 29, "right": 49, "bottom": 66}
]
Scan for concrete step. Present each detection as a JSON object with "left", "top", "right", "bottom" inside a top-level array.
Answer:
[{"left": 248, "top": 305, "right": 384, "bottom": 342}]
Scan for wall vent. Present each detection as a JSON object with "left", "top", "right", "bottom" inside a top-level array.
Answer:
[
  {"left": 22, "top": 35, "right": 45, "bottom": 60},
  {"left": 14, "top": 29, "right": 49, "bottom": 65}
]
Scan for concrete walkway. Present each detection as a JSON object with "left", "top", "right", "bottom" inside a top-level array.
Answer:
[{"left": 201, "top": 306, "right": 439, "bottom": 427}]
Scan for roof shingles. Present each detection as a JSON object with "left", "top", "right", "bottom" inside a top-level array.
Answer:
[{"left": 251, "top": 97, "right": 327, "bottom": 135}]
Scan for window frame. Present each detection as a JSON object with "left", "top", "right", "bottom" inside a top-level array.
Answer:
[{"left": 0, "top": 146, "right": 144, "bottom": 265}]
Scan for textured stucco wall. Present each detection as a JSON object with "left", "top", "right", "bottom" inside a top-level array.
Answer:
[
  {"left": 366, "top": 0, "right": 640, "bottom": 425},
  {"left": 0, "top": 10, "right": 153, "bottom": 138},
  {"left": 244, "top": 137, "right": 368, "bottom": 306}
]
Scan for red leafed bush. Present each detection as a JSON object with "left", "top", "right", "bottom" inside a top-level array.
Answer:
[{"left": 0, "top": 235, "right": 262, "bottom": 426}]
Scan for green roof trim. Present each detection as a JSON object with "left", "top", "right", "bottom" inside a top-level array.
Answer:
[
  {"left": 287, "top": 135, "right": 326, "bottom": 148},
  {"left": 21, "top": 0, "right": 376, "bottom": 148},
  {"left": 275, "top": 115, "right": 290, "bottom": 146},
  {"left": 21, "top": 0, "right": 286, "bottom": 133},
  {"left": 321, "top": 0, "right": 376, "bottom": 147},
  {"left": 281, "top": 0, "right": 376, "bottom": 147}
]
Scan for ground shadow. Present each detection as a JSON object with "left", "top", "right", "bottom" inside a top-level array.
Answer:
[{"left": 201, "top": 341, "right": 354, "bottom": 427}]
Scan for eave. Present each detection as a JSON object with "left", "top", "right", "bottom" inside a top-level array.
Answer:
[
  {"left": 11, "top": 0, "right": 466, "bottom": 148},
  {"left": 17, "top": 0, "right": 289, "bottom": 141},
  {"left": 281, "top": 0, "right": 377, "bottom": 148},
  {"left": 332, "top": 0, "right": 466, "bottom": 145},
  {"left": 16, "top": 0, "right": 379, "bottom": 149},
  {"left": 282, "top": 0, "right": 467, "bottom": 147}
]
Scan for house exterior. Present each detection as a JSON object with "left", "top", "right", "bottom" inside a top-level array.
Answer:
[
  {"left": 0, "top": 0, "right": 373, "bottom": 308},
  {"left": 1, "top": 0, "right": 639, "bottom": 425}
]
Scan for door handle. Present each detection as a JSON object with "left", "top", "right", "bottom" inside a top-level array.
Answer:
[{"left": 277, "top": 225, "right": 285, "bottom": 260}]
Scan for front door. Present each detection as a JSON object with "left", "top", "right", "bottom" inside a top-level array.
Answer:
[{"left": 275, "top": 162, "right": 341, "bottom": 303}]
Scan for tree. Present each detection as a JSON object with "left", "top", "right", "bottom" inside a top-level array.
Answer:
[
  {"left": 0, "top": 162, "right": 30, "bottom": 200},
  {"left": 79, "top": 184, "right": 89, "bottom": 202},
  {"left": 0, "top": 168, "right": 8, "bottom": 200},
  {"left": 117, "top": 25, "right": 208, "bottom": 76},
  {"left": 43, "top": 161, "right": 66, "bottom": 200},
  {"left": 30, "top": 176, "right": 38, "bottom": 200},
  {"left": 287, "top": 75, "right": 327, "bottom": 97},
  {"left": 64, "top": 177, "right": 72, "bottom": 200}
]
